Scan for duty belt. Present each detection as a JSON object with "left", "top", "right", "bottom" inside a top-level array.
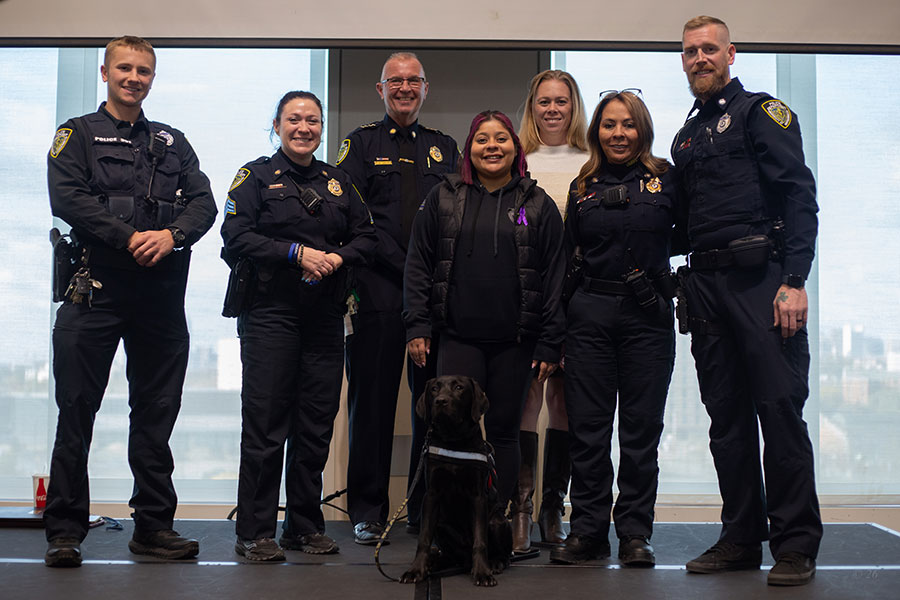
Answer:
[
  {"left": 687, "top": 248, "right": 740, "bottom": 270},
  {"left": 581, "top": 275, "right": 673, "bottom": 297}
]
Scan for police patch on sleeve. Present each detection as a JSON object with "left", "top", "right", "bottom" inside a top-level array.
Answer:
[
  {"left": 761, "top": 99, "right": 792, "bottom": 129},
  {"left": 229, "top": 168, "right": 250, "bottom": 192},
  {"left": 336, "top": 139, "right": 350, "bottom": 165},
  {"left": 50, "top": 128, "right": 73, "bottom": 159},
  {"left": 224, "top": 196, "right": 237, "bottom": 216}
]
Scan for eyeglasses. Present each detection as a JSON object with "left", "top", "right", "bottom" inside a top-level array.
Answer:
[
  {"left": 599, "top": 88, "right": 643, "bottom": 99},
  {"left": 380, "top": 76, "right": 427, "bottom": 89}
]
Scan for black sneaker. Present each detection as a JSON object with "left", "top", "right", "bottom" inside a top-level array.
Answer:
[
  {"left": 353, "top": 521, "right": 387, "bottom": 546},
  {"left": 618, "top": 535, "right": 655, "bottom": 567},
  {"left": 128, "top": 529, "right": 199, "bottom": 559},
  {"left": 279, "top": 532, "right": 339, "bottom": 555},
  {"left": 549, "top": 534, "right": 611, "bottom": 564},
  {"left": 768, "top": 552, "right": 816, "bottom": 586},
  {"left": 234, "top": 537, "right": 285, "bottom": 562},
  {"left": 45, "top": 537, "right": 82, "bottom": 568},
  {"left": 686, "top": 541, "right": 762, "bottom": 574}
]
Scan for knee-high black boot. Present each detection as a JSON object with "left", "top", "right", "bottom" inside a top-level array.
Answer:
[
  {"left": 538, "top": 428, "right": 571, "bottom": 545},
  {"left": 508, "top": 430, "right": 538, "bottom": 553}
]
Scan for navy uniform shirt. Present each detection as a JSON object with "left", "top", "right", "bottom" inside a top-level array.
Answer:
[
  {"left": 671, "top": 78, "right": 818, "bottom": 279},
  {"left": 336, "top": 115, "right": 458, "bottom": 311},
  {"left": 48, "top": 102, "right": 216, "bottom": 250},
  {"left": 565, "top": 162, "right": 679, "bottom": 280},
  {"left": 221, "top": 149, "right": 376, "bottom": 269}
]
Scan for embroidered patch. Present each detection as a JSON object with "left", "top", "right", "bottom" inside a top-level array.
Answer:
[
  {"left": 336, "top": 138, "right": 350, "bottom": 165},
  {"left": 762, "top": 99, "right": 792, "bottom": 129},
  {"left": 229, "top": 168, "right": 250, "bottom": 192},
  {"left": 678, "top": 137, "right": 692, "bottom": 151},
  {"left": 429, "top": 146, "right": 443, "bottom": 163},
  {"left": 224, "top": 197, "right": 236, "bottom": 215},
  {"left": 327, "top": 178, "right": 343, "bottom": 196},
  {"left": 50, "top": 128, "right": 72, "bottom": 159}
]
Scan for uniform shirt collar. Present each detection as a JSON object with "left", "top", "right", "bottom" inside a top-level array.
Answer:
[
  {"left": 696, "top": 77, "right": 744, "bottom": 116},
  {"left": 98, "top": 101, "right": 149, "bottom": 132},
  {"left": 384, "top": 114, "right": 419, "bottom": 140},
  {"left": 273, "top": 148, "right": 322, "bottom": 180}
]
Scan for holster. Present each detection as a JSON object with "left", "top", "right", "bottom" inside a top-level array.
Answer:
[
  {"left": 50, "top": 228, "right": 79, "bottom": 303},
  {"left": 561, "top": 246, "right": 584, "bottom": 302},
  {"left": 222, "top": 256, "right": 256, "bottom": 318},
  {"left": 674, "top": 266, "right": 690, "bottom": 334}
]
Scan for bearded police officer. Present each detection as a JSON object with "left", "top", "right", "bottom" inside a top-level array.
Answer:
[
  {"left": 45, "top": 36, "right": 216, "bottom": 567},
  {"left": 336, "top": 52, "right": 458, "bottom": 543},
  {"left": 671, "top": 16, "right": 822, "bottom": 586}
]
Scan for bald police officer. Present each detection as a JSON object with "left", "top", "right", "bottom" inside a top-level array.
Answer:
[
  {"left": 337, "top": 53, "right": 458, "bottom": 543},
  {"left": 671, "top": 16, "right": 822, "bottom": 586}
]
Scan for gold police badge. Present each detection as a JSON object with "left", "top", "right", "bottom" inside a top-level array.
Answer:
[
  {"left": 229, "top": 168, "right": 250, "bottom": 192},
  {"left": 429, "top": 146, "right": 443, "bottom": 163},
  {"left": 762, "top": 99, "right": 792, "bottom": 129},
  {"left": 336, "top": 139, "right": 350, "bottom": 165},
  {"left": 716, "top": 113, "right": 732, "bottom": 133},
  {"left": 328, "top": 178, "right": 343, "bottom": 196},
  {"left": 645, "top": 177, "right": 662, "bottom": 194},
  {"left": 50, "top": 128, "right": 73, "bottom": 159}
]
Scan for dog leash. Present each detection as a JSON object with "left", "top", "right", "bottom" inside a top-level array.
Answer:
[{"left": 374, "top": 429, "right": 432, "bottom": 582}]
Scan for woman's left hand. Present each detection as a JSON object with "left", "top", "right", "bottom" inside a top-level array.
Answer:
[{"left": 532, "top": 360, "right": 558, "bottom": 383}]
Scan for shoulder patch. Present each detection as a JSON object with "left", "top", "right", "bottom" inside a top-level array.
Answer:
[
  {"left": 229, "top": 168, "right": 251, "bottom": 192},
  {"left": 336, "top": 138, "right": 350, "bottom": 165},
  {"left": 224, "top": 196, "right": 237, "bottom": 216},
  {"left": 761, "top": 99, "right": 792, "bottom": 129},
  {"left": 50, "top": 128, "right": 73, "bottom": 159}
]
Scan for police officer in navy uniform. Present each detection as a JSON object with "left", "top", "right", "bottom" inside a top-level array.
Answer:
[
  {"left": 549, "top": 91, "right": 680, "bottom": 568},
  {"left": 222, "top": 91, "right": 376, "bottom": 561},
  {"left": 45, "top": 36, "right": 216, "bottom": 567},
  {"left": 672, "top": 16, "right": 822, "bottom": 586},
  {"left": 336, "top": 52, "right": 458, "bottom": 543}
]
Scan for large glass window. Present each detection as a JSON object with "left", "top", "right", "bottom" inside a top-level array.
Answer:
[
  {"left": 0, "top": 47, "right": 326, "bottom": 504},
  {"left": 560, "top": 50, "right": 900, "bottom": 497}
]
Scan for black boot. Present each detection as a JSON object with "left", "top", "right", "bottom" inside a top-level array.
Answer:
[
  {"left": 538, "top": 428, "right": 571, "bottom": 545},
  {"left": 508, "top": 431, "right": 538, "bottom": 554}
]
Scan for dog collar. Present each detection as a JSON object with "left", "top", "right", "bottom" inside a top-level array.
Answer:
[{"left": 427, "top": 446, "right": 489, "bottom": 464}]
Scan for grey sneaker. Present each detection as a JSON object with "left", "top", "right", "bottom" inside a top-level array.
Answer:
[
  {"left": 129, "top": 529, "right": 199, "bottom": 559},
  {"left": 234, "top": 537, "right": 285, "bottom": 561},
  {"left": 280, "top": 532, "right": 339, "bottom": 555}
]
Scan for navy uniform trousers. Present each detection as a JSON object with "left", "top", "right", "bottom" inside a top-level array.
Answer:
[
  {"left": 236, "top": 285, "right": 344, "bottom": 541},
  {"left": 46, "top": 259, "right": 190, "bottom": 542},
  {"left": 684, "top": 260, "right": 822, "bottom": 559},
  {"left": 564, "top": 288, "right": 674, "bottom": 540}
]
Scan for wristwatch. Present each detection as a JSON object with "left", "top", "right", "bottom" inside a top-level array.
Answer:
[
  {"left": 782, "top": 274, "right": 805, "bottom": 289},
  {"left": 167, "top": 226, "right": 186, "bottom": 249}
]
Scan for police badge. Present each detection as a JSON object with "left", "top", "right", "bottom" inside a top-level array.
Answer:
[
  {"left": 716, "top": 113, "right": 732, "bottom": 134},
  {"left": 429, "top": 146, "right": 443, "bottom": 163},
  {"left": 645, "top": 177, "right": 662, "bottom": 194},
  {"left": 327, "top": 178, "right": 343, "bottom": 196}
]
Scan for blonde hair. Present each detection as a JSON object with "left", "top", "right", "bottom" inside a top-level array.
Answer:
[
  {"left": 104, "top": 35, "right": 155, "bottom": 68},
  {"left": 519, "top": 70, "right": 588, "bottom": 154},
  {"left": 575, "top": 91, "right": 669, "bottom": 196},
  {"left": 683, "top": 15, "right": 731, "bottom": 43}
]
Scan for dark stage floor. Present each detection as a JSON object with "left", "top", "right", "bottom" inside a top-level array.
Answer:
[{"left": 2, "top": 520, "right": 899, "bottom": 599}]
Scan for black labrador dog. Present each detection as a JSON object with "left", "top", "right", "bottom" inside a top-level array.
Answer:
[{"left": 400, "top": 375, "right": 512, "bottom": 587}]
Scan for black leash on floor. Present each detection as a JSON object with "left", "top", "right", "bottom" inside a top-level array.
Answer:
[
  {"left": 374, "top": 430, "right": 432, "bottom": 582},
  {"left": 225, "top": 488, "right": 349, "bottom": 521}
]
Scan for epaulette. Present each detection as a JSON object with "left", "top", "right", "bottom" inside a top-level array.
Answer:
[{"left": 419, "top": 124, "right": 449, "bottom": 137}]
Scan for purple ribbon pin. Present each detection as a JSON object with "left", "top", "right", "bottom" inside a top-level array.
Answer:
[{"left": 517, "top": 207, "right": 529, "bottom": 226}]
